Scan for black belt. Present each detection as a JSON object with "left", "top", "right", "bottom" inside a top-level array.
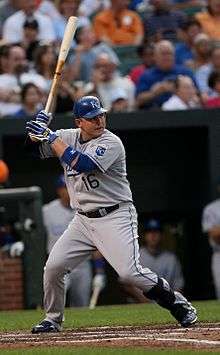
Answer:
[{"left": 78, "top": 204, "right": 119, "bottom": 218}]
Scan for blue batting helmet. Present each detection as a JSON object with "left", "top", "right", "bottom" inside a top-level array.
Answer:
[{"left": 73, "top": 96, "right": 107, "bottom": 119}]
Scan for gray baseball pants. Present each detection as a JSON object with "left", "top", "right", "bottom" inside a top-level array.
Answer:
[{"left": 44, "top": 202, "right": 158, "bottom": 325}]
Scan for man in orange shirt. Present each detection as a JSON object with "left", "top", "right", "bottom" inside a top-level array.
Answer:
[
  {"left": 93, "top": 0, "right": 144, "bottom": 46},
  {"left": 195, "top": 0, "right": 220, "bottom": 40}
]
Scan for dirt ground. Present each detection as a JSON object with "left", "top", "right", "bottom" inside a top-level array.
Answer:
[{"left": 1, "top": 323, "right": 220, "bottom": 350}]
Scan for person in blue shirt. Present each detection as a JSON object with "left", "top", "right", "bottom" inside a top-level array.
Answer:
[
  {"left": 136, "top": 40, "right": 196, "bottom": 109},
  {"left": 175, "top": 18, "right": 202, "bottom": 66}
]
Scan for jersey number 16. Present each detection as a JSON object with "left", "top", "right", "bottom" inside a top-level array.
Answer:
[{"left": 82, "top": 174, "right": 99, "bottom": 191}]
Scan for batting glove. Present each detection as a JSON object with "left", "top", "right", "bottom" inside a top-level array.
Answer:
[
  {"left": 36, "top": 110, "right": 52, "bottom": 127},
  {"left": 26, "top": 120, "right": 58, "bottom": 144}
]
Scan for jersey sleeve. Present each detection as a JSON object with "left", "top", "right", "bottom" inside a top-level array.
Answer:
[{"left": 84, "top": 135, "right": 123, "bottom": 172}]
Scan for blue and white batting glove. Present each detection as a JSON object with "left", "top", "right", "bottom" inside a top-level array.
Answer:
[
  {"left": 26, "top": 120, "right": 58, "bottom": 144},
  {"left": 36, "top": 110, "right": 52, "bottom": 127}
]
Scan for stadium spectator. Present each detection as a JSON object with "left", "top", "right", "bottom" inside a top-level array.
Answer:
[
  {"left": 17, "top": 17, "right": 40, "bottom": 63},
  {"left": 136, "top": 40, "right": 195, "bottom": 110},
  {"left": 0, "top": 44, "right": 10, "bottom": 74},
  {"left": 121, "top": 218, "right": 184, "bottom": 303},
  {"left": 204, "top": 70, "right": 220, "bottom": 108},
  {"left": 68, "top": 25, "right": 119, "bottom": 83},
  {"left": 129, "top": 43, "right": 155, "bottom": 85},
  {"left": 0, "top": 0, "right": 21, "bottom": 36},
  {"left": 2, "top": 0, "right": 56, "bottom": 44},
  {"left": 109, "top": 87, "right": 129, "bottom": 112},
  {"left": 91, "top": 52, "right": 135, "bottom": 110},
  {"left": 162, "top": 75, "right": 201, "bottom": 110},
  {"left": 53, "top": 0, "right": 90, "bottom": 44},
  {"left": 202, "top": 183, "right": 220, "bottom": 299},
  {"left": 93, "top": 0, "right": 144, "bottom": 45},
  {"left": 186, "top": 33, "right": 212, "bottom": 71},
  {"left": 33, "top": 44, "right": 57, "bottom": 92},
  {"left": 79, "top": 0, "right": 110, "bottom": 18},
  {"left": 195, "top": 0, "right": 220, "bottom": 40},
  {"left": 13, "top": 83, "right": 43, "bottom": 119},
  {"left": 38, "top": 0, "right": 61, "bottom": 20},
  {"left": 175, "top": 18, "right": 202, "bottom": 66},
  {"left": 0, "top": 45, "right": 47, "bottom": 117},
  {"left": 55, "top": 65, "right": 79, "bottom": 114},
  {"left": 129, "top": 0, "right": 148, "bottom": 11},
  {"left": 143, "top": 0, "right": 187, "bottom": 43},
  {"left": 195, "top": 45, "right": 220, "bottom": 97}
]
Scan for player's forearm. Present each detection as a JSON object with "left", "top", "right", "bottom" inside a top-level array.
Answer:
[
  {"left": 50, "top": 138, "right": 98, "bottom": 173},
  {"left": 50, "top": 138, "right": 79, "bottom": 166}
]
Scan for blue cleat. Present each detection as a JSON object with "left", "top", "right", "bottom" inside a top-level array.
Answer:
[
  {"left": 171, "top": 292, "right": 198, "bottom": 327},
  {"left": 31, "top": 320, "right": 61, "bottom": 334}
]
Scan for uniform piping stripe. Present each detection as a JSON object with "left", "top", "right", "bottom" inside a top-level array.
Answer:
[{"left": 128, "top": 206, "right": 158, "bottom": 287}]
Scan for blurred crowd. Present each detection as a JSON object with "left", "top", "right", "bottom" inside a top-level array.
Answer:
[{"left": 0, "top": 0, "right": 220, "bottom": 118}]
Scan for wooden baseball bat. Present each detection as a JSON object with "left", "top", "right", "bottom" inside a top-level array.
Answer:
[{"left": 44, "top": 16, "right": 78, "bottom": 114}]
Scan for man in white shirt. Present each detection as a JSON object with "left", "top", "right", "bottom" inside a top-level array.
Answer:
[
  {"left": 162, "top": 75, "right": 200, "bottom": 111},
  {"left": 92, "top": 53, "right": 135, "bottom": 111},
  {"left": 0, "top": 45, "right": 47, "bottom": 117},
  {"left": 3, "top": 0, "right": 56, "bottom": 44}
]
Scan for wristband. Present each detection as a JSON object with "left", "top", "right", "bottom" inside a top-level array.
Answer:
[
  {"left": 48, "top": 132, "right": 58, "bottom": 144},
  {"left": 61, "top": 146, "right": 78, "bottom": 166}
]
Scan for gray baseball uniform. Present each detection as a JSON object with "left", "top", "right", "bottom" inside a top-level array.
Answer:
[
  {"left": 43, "top": 199, "right": 92, "bottom": 307},
  {"left": 202, "top": 199, "right": 220, "bottom": 298},
  {"left": 40, "top": 128, "right": 159, "bottom": 325}
]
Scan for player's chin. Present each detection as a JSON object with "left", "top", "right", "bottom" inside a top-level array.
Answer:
[{"left": 94, "top": 127, "right": 104, "bottom": 136}]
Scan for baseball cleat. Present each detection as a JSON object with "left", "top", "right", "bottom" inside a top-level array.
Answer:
[
  {"left": 31, "top": 320, "right": 61, "bottom": 334},
  {"left": 171, "top": 291, "right": 198, "bottom": 327}
]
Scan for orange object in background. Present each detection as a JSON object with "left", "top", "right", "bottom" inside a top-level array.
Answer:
[{"left": 0, "top": 160, "right": 9, "bottom": 183}]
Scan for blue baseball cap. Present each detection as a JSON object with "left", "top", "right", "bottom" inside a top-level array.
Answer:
[
  {"left": 144, "top": 219, "right": 161, "bottom": 232},
  {"left": 55, "top": 174, "right": 66, "bottom": 189}
]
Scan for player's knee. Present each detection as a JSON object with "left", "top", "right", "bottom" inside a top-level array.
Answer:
[{"left": 44, "top": 259, "right": 66, "bottom": 280}]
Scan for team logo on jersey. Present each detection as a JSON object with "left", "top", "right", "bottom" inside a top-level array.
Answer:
[{"left": 95, "top": 145, "right": 106, "bottom": 156}]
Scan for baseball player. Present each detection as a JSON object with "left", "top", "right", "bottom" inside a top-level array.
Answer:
[
  {"left": 202, "top": 189, "right": 220, "bottom": 298},
  {"left": 26, "top": 95, "right": 197, "bottom": 333}
]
